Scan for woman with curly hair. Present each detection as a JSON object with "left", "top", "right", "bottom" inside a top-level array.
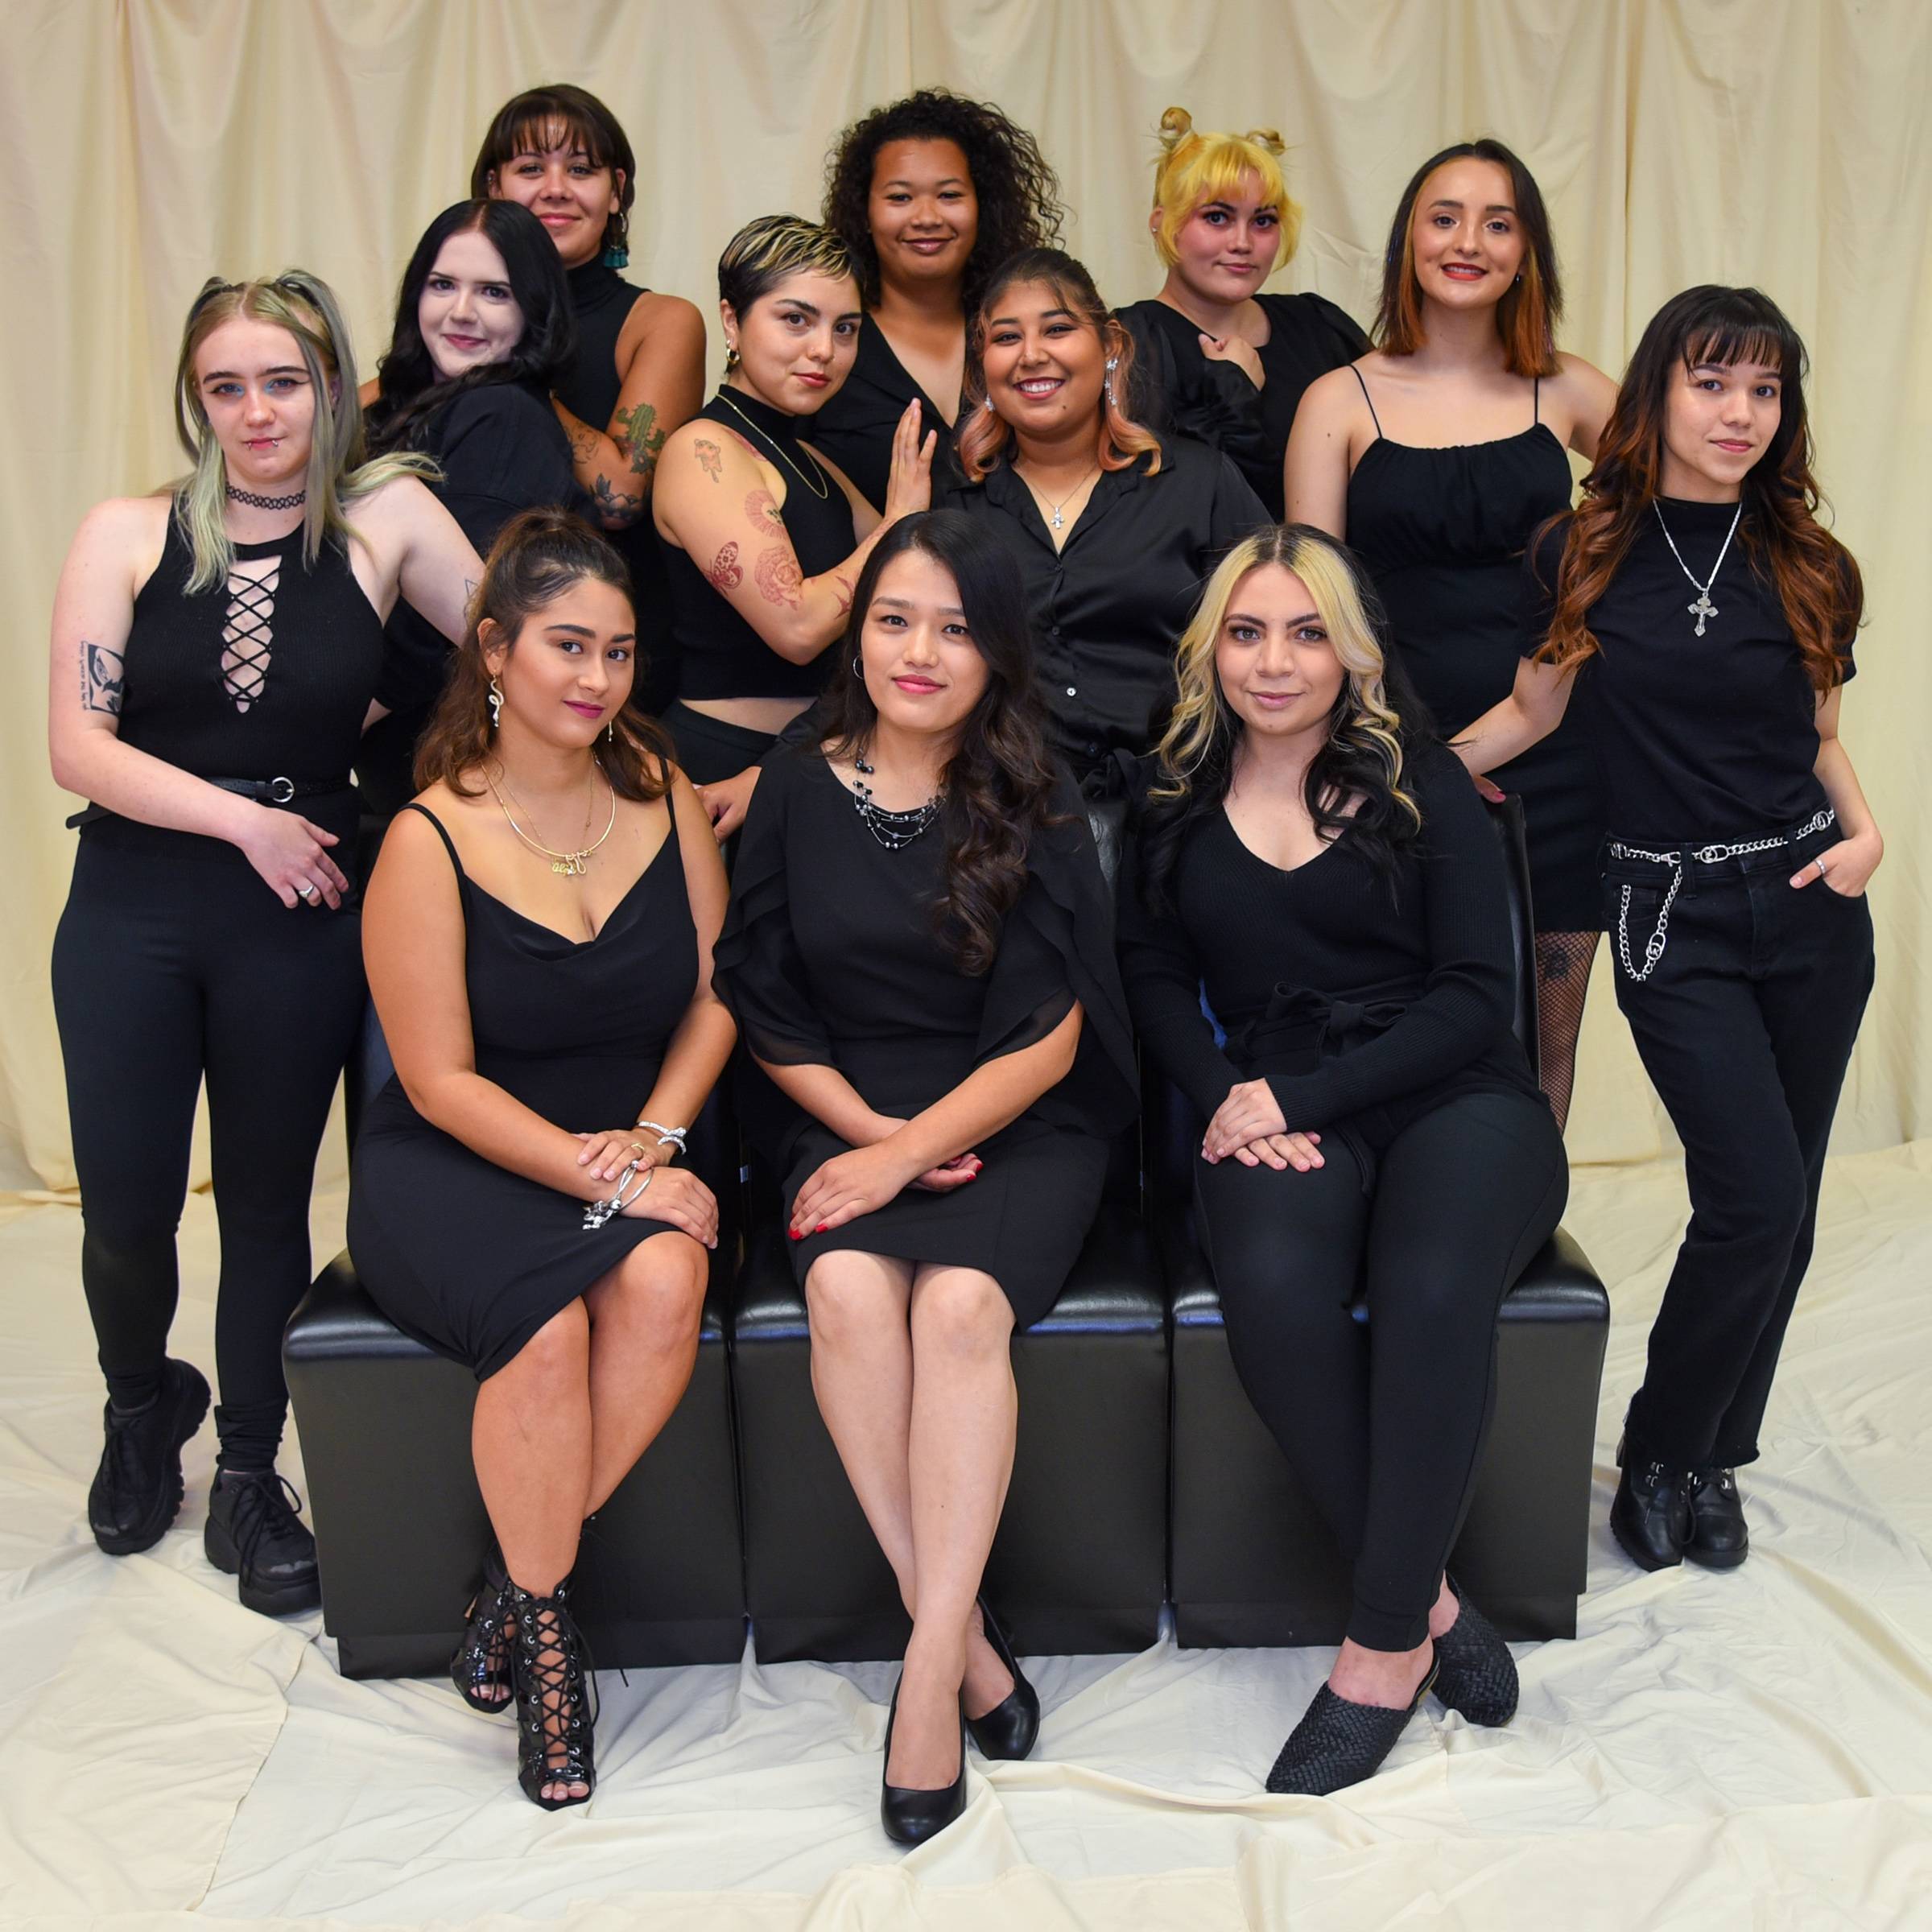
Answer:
[
  {"left": 713, "top": 510, "right": 1137, "bottom": 1844},
  {"left": 1453, "top": 287, "right": 1877, "bottom": 1575},
  {"left": 811, "top": 88, "right": 1065, "bottom": 510},
  {"left": 1119, "top": 523, "right": 1567, "bottom": 1798}
]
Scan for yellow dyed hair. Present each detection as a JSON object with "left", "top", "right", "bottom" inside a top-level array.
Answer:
[{"left": 1150, "top": 106, "right": 1302, "bottom": 270}]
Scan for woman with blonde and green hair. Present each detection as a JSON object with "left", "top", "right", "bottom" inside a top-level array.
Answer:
[
  {"left": 47, "top": 270, "right": 481, "bottom": 1616},
  {"left": 1118, "top": 522, "right": 1567, "bottom": 1797}
]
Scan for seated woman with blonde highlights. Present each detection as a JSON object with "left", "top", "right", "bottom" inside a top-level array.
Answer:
[
  {"left": 1118, "top": 524, "right": 1567, "bottom": 1797},
  {"left": 349, "top": 509, "right": 735, "bottom": 1810}
]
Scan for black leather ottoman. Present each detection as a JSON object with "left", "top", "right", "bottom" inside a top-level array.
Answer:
[{"left": 283, "top": 1251, "right": 747, "bottom": 1678}]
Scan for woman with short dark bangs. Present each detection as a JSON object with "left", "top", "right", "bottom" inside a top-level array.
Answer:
[
  {"left": 1286, "top": 138, "right": 1616, "bottom": 1129},
  {"left": 1455, "top": 286, "right": 1878, "bottom": 1577},
  {"left": 712, "top": 510, "right": 1136, "bottom": 1845},
  {"left": 357, "top": 199, "right": 587, "bottom": 817},
  {"left": 812, "top": 88, "right": 1066, "bottom": 508}
]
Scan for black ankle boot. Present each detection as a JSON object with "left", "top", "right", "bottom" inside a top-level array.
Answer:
[
  {"left": 89, "top": 1359, "right": 211, "bottom": 1556},
  {"left": 1611, "top": 1434, "right": 1692, "bottom": 1571},
  {"left": 509, "top": 1579, "right": 597, "bottom": 1810},
  {"left": 1430, "top": 1576, "right": 1517, "bottom": 1728},
  {"left": 881, "top": 1676, "right": 968, "bottom": 1846},
  {"left": 964, "top": 1596, "right": 1041, "bottom": 1761},
  {"left": 1265, "top": 1649, "right": 1438, "bottom": 1797},
  {"left": 451, "top": 1538, "right": 514, "bottom": 1712},
  {"left": 204, "top": 1468, "right": 321, "bottom": 1615},
  {"left": 1685, "top": 1466, "right": 1749, "bottom": 1569}
]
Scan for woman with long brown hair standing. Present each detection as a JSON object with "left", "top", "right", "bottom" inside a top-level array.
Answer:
[
  {"left": 1286, "top": 139, "right": 1616, "bottom": 1127},
  {"left": 1453, "top": 286, "right": 1878, "bottom": 1575}
]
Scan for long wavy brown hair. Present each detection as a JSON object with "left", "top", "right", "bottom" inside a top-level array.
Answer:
[
  {"left": 955, "top": 248, "right": 1162, "bottom": 482},
  {"left": 1538, "top": 285, "right": 1861, "bottom": 690},
  {"left": 816, "top": 510, "right": 1063, "bottom": 976},
  {"left": 415, "top": 508, "right": 675, "bottom": 800}
]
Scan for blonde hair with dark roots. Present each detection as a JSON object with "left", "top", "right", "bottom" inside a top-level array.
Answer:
[
  {"left": 1150, "top": 107, "right": 1302, "bottom": 269},
  {"left": 170, "top": 271, "right": 433, "bottom": 592}
]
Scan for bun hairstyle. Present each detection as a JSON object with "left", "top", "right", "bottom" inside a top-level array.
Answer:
[
  {"left": 414, "top": 506, "right": 675, "bottom": 801},
  {"left": 469, "top": 84, "right": 636, "bottom": 262},
  {"left": 1149, "top": 107, "right": 1302, "bottom": 268}
]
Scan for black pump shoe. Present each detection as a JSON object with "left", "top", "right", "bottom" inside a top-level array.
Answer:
[
  {"left": 508, "top": 1578, "right": 597, "bottom": 1810},
  {"left": 1265, "top": 1649, "right": 1439, "bottom": 1797},
  {"left": 964, "top": 1596, "right": 1041, "bottom": 1761},
  {"left": 204, "top": 1467, "right": 320, "bottom": 1615},
  {"left": 1430, "top": 1576, "right": 1518, "bottom": 1728},
  {"left": 881, "top": 1677, "right": 968, "bottom": 1847},
  {"left": 1611, "top": 1434, "right": 1692, "bottom": 1572},
  {"left": 1685, "top": 1466, "right": 1749, "bottom": 1569},
  {"left": 451, "top": 1538, "right": 514, "bottom": 1712},
  {"left": 89, "top": 1358, "right": 211, "bottom": 1556}
]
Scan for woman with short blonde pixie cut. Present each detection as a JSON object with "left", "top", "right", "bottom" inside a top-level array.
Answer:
[
  {"left": 1119, "top": 109, "right": 1368, "bottom": 519},
  {"left": 1119, "top": 522, "right": 1567, "bottom": 1798}
]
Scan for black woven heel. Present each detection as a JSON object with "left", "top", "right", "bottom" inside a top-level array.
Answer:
[
  {"left": 1265, "top": 1651, "right": 1438, "bottom": 1797},
  {"left": 1430, "top": 1575, "right": 1518, "bottom": 1727},
  {"left": 507, "top": 1579, "right": 598, "bottom": 1810},
  {"left": 450, "top": 1539, "right": 514, "bottom": 1713}
]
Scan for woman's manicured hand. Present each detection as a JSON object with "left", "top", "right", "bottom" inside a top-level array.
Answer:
[
  {"left": 789, "top": 1141, "right": 923, "bottom": 1238},
  {"left": 576, "top": 1129, "right": 669, "bottom": 1183},
  {"left": 621, "top": 1165, "right": 718, "bottom": 1249},
  {"left": 1791, "top": 831, "right": 1881, "bottom": 897},
  {"left": 1203, "top": 1080, "right": 1323, "bottom": 1169}
]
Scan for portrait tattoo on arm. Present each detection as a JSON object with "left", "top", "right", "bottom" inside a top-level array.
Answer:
[
  {"left": 81, "top": 640, "right": 125, "bottom": 715},
  {"left": 616, "top": 402, "right": 667, "bottom": 480},
  {"left": 694, "top": 438, "right": 723, "bottom": 483},
  {"left": 754, "top": 546, "right": 804, "bottom": 609}
]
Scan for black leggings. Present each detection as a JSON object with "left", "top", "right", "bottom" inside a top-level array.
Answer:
[
  {"left": 1197, "top": 1088, "right": 1568, "bottom": 1652},
  {"left": 52, "top": 840, "right": 365, "bottom": 1468}
]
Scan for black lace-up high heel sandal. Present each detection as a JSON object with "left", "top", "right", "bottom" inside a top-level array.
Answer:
[
  {"left": 964, "top": 1596, "right": 1041, "bottom": 1761},
  {"left": 450, "top": 1538, "right": 514, "bottom": 1713},
  {"left": 507, "top": 1579, "right": 598, "bottom": 1810}
]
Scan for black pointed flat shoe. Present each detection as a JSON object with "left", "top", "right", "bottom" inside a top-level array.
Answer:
[
  {"left": 1685, "top": 1465, "right": 1749, "bottom": 1569},
  {"left": 1611, "top": 1433, "right": 1692, "bottom": 1571},
  {"left": 881, "top": 1677, "right": 968, "bottom": 1847},
  {"left": 1430, "top": 1576, "right": 1517, "bottom": 1728},
  {"left": 1265, "top": 1651, "right": 1438, "bottom": 1797},
  {"left": 964, "top": 1596, "right": 1041, "bottom": 1761}
]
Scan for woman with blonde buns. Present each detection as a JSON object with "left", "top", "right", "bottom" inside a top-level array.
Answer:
[{"left": 1117, "top": 109, "right": 1368, "bottom": 519}]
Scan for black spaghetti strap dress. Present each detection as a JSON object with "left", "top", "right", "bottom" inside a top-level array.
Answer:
[
  {"left": 349, "top": 801, "right": 699, "bottom": 1379},
  {"left": 712, "top": 745, "right": 1138, "bottom": 1327},
  {"left": 1344, "top": 368, "right": 1602, "bottom": 931}
]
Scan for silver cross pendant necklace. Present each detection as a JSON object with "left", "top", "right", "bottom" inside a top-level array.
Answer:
[{"left": 1653, "top": 500, "right": 1743, "bottom": 638}]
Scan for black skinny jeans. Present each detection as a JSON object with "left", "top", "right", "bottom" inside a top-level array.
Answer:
[
  {"left": 1606, "top": 824, "right": 1874, "bottom": 1470},
  {"left": 52, "top": 839, "right": 365, "bottom": 1468},
  {"left": 1197, "top": 1087, "right": 1568, "bottom": 1652}
]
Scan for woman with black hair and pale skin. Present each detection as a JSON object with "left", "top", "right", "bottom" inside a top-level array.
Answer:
[
  {"left": 1453, "top": 286, "right": 1877, "bottom": 1575},
  {"left": 652, "top": 214, "right": 934, "bottom": 794},
  {"left": 712, "top": 510, "right": 1137, "bottom": 1845},
  {"left": 1119, "top": 523, "right": 1566, "bottom": 1797},
  {"left": 811, "top": 88, "right": 1066, "bottom": 510},
  {"left": 357, "top": 198, "right": 588, "bottom": 817},
  {"left": 1286, "top": 138, "right": 1616, "bottom": 1129}
]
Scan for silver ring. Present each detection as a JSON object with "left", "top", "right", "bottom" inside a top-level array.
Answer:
[
  {"left": 296, "top": 882, "right": 317, "bottom": 899},
  {"left": 1814, "top": 857, "right": 1828, "bottom": 881}
]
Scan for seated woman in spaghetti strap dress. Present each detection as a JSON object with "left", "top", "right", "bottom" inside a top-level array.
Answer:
[
  {"left": 652, "top": 214, "right": 934, "bottom": 799},
  {"left": 712, "top": 510, "right": 1137, "bottom": 1845},
  {"left": 350, "top": 510, "right": 734, "bottom": 1809},
  {"left": 1117, "top": 108, "right": 1368, "bottom": 519},
  {"left": 1117, "top": 525, "right": 1567, "bottom": 1797},
  {"left": 357, "top": 198, "right": 587, "bottom": 819},
  {"left": 1451, "top": 287, "right": 1877, "bottom": 1575}
]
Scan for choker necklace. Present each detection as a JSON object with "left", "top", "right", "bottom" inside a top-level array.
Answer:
[
  {"left": 1653, "top": 500, "right": 1742, "bottom": 638},
  {"left": 851, "top": 753, "right": 941, "bottom": 850},
  {"left": 227, "top": 485, "right": 307, "bottom": 511},
  {"left": 716, "top": 389, "right": 831, "bottom": 500},
  {"left": 487, "top": 762, "right": 617, "bottom": 877}
]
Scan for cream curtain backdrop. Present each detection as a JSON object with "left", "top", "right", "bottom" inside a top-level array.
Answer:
[{"left": 2, "top": 0, "right": 1927, "bottom": 1193}]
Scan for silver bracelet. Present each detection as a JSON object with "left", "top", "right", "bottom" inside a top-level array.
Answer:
[
  {"left": 583, "top": 1158, "right": 651, "bottom": 1231},
  {"left": 634, "top": 1119, "right": 688, "bottom": 1154}
]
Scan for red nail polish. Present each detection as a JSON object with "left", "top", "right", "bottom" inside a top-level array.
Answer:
[
  {"left": 815, "top": 1223, "right": 830, "bottom": 1232},
  {"left": 788, "top": 1229, "right": 801, "bottom": 1242}
]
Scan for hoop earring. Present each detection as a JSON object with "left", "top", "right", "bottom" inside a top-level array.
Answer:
[
  {"left": 724, "top": 345, "right": 741, "bottom": 371},
  {"left": 487, "top": 677, "right": 503, "bottom": 729},
  {"left": 852, "top": 654, "right": 863, "bottom": 675}
]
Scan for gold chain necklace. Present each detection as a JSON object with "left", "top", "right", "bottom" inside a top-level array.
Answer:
[
  {"left": 486, "top": 763, "right": 617, "bottom": 877},
  {"left": 716, "top": 388, "right": 831, "bottom": 500}
]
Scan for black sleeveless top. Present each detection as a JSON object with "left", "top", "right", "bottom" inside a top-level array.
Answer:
[
  {"left": 663, "top": 388, "right": 856, "bottom": 702},
  {"left": 78, "top": 508, "right": 384, "bottom": 868}
]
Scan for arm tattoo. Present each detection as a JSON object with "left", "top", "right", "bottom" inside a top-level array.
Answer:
[
  {"left": 754, "top": 546, "right": 804, "bottom": 609},
  {"left": 81, "top": 640, "right": 125, "bottom": 715},
  {"left": 745, "top": 487, "right": 783, "bottom": 532},
  {"left": 693, "top": 438, "right": 722, "bottom": 483},
  {"left": 704, "top": 540, "right": 743, "bottom": 592},
  {"left": 592, "top": 475, "right": 645, "bottom": 527},
  {"left": 831, "top": 573, "right": 855, "bottom": 616},
  {"left": 568, "top": 423, "right": 601, "bottom": 467},
  {"left": 616, "top": 401, "right": 667, "bottom": 480}
]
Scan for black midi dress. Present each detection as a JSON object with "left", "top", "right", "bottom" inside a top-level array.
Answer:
[
  {"left": 349, "top": 801, "right": 699, "bottom": 1378},
  {"left": 712, "top": 746, "right": 1138, "bottom": 1327}
]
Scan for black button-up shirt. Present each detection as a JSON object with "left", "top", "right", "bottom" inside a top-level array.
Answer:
[{"left": 944, "top": 437, "right": 1267, "bottom": 778}]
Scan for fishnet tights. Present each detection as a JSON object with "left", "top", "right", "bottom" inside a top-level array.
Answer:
[{"left": 1534, "top": 930, "right": 1600, "bottom": 1133}]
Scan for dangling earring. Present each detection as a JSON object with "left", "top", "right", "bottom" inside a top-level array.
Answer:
[
  {"left": 606, "top": 717, "right": 615, "bottom": 742},
  {"left": 724, "top": 345, "right": 741, "bottom": 372},
  {"left": 982, "top": 396, "right": 995, "bottom": 412},
  {"left": 488, "top": 677, "right": 503, "bottom": 729},
  {"left": 603, "top": 242, "right": 630, "bottom": 270},
  {"left": 1104, "top": 353, "right": 1119, "bottom": 404}
]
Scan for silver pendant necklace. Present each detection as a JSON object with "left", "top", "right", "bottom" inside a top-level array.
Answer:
[
  {"left": 1018, "top": 462, "right": 1100, "bottom": 533},
  {"left": 1653, "top": 500, "right": 1742, "bottom": 637},
  {"left": 851, "top": 753, "right": 941, "bottom": 850}
]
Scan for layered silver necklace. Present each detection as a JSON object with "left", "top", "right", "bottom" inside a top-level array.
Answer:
[
  {"left": 1653, "top": 500, "right": 1743, "bottom": 638},
  {"left": 851, "top": 753, "right": 941, "bottom": 850}
]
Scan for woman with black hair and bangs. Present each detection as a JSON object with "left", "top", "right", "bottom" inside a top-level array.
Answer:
[
  {"left": 712, "top": 509, "right": 1137, "bottom": 1847},
  {"left": 811, "top": 88, "right": 1067, "bottom": 508},
  {"left": 1119, "top": 523, "right": 1566, "bottom": 1799},
  {"left": 357, "top": 199, "right": 588, "bottom": 817},
  {"left": 1455, "top": 286, "right": 1878, "bottom": 1579}
]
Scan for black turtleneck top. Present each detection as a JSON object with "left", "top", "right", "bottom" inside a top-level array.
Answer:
[{"left": 663, "top": 388, "right": 859, "bottom": 702}]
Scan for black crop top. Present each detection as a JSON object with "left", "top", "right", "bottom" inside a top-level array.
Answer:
[{"left": 663, "top": 388, "right": 857, "bottom": 703}]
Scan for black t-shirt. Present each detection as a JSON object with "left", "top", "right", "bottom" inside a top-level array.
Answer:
[
  {"left": 1525, "top": 501, "right": 1856, "bottom": 842},
  {"left": 943, "top": 437, "right": 1268, "bottom": 778}
]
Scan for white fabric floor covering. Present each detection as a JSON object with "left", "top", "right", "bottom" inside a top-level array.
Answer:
[{"left": 5, "top": 1147, "right": 1932, "bottom": 1930}]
